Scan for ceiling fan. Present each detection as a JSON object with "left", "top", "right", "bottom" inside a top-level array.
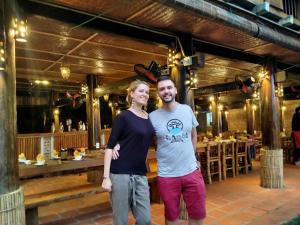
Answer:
[{"left": 234, "top": 75, "right": 257, "bottom": 96}]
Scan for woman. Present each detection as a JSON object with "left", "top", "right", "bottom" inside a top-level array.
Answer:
[
  {"left": 291, "top": 106, "right": 300, "bottom": 164},
  {"left": 101, "top": 80, "right": 154, "bottom": 225}
]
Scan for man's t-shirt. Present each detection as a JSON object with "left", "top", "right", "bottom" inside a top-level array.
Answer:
[{"left": 149, "top": 104, "right": 198, "bottom": 177}]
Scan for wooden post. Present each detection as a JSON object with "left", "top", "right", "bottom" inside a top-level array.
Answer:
[
  {"left": 171, "top": 34, "right": 195, "bottom": 109},
  {"left": 221, "top": 111, "right": 228, "bottom": 132},
  {"left": 86, "top": 75, "right": 102, "bottom": 183},
  {"left": 260, "top": 58, "right": 283, "bottom": 189},
  {"left": 86, "top": 75, "right": 101, "bottom": 150},
  {"left": 197, "top": 112, "right": 208, "bottom": 133},
  {"left": 211, "top": 95, "right": 220, "bottom": 137},
  {"left": 279, "top": 99, "right": 284, "bottom": 132},
  {"left": 0, "top": 0, "right": 25, "bottom": 224},
  {"left": 246, "top": 99, "right": 254, "bottom": 134},
  {"left": 170, "top": 59, "right": 195, "bottom": 109}
]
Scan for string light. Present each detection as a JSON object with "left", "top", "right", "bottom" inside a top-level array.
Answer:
[
  {"left": 168, "top": 48, "right": 176, "bottom": 67},
  {"left": 12, "top": 18, "right": 28, "bottom": 42},
  {"left": 0, "top": 42, "right": 5, "bottom": 71},
  {"left": 275, "top": 83, "right": 284, "bottom": 97},
  {"left": 93, "top": 98, "right": 99, "bottom": 108},
  {"left": 81, "top": 83, "right": 88, "bottom": 94},
  {"left": 258, "top": 67, "right": 268, "bottom": 81}
]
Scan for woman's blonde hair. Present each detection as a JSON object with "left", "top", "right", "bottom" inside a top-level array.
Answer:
[{"left": 126, "top": 80, "right": 149, "bottom": 105}]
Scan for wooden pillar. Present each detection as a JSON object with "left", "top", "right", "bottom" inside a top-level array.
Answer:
[
  {"left": 0, "top": 0, "right": 25, "bottom": 224},
  {"left": 246, "top": 99, "right": 254, "bottom": 134},
  {"left": 171, "top": 63, "right": 195, "bottom": 109},
  {"left": 198, "top": 112, "right": 207, "bottom": 133},
  {"left": 211, "top": 95, "right": 220, "bottom": 136},
  {"left": 279, "top": 99, "right": 284, "bottom": 132},
  {"left": 171, "top": 34, "right": 195, "bottom": 109},
  {"left": 260, "top": 58, "right": 283, "bottom": 189},
  {"left": 221, "top": 111, "right": 228, "bottom": 132},
  {"left": 50, "top": 90, "right": 60, "bottom": 132},
  {"left": 254, "top": 101, "right": 261, "bottom": 133},
  {"left": 86, "top": 75, "right": 101, "bottom": 150}
]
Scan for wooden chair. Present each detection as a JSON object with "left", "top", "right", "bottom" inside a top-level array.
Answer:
[
  {"left": 222, "top": 142, "right": 235, "bottom": 180},
  {"left": 281, "top": 138, "right": 293, "bottom": 163},
  {"left": 205, "top": 142, "right": 222, "bottom": 184},
  {"left": 235, "top": 141, "right": 251, "bottom": 175}
]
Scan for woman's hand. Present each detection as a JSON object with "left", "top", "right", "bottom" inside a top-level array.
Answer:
[
  {"left": 101, "top": 177, "right": 112, "bottom": 192},
  {"left": 112, "top": 144, "right": 120, "bottom": 160}
]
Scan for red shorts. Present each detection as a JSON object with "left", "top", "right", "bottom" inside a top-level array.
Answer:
[{"left": 157, "top": 170, "right": 206, "bottom": 221}]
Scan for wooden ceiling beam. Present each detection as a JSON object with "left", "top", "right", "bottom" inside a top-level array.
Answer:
[
  {"left": 43, "top": 33, "right": 99, "bottom": 72},
  {"left": 30, "top": 30, "right": 167, "bottom": 57},
  {"left": 16, "top": 47, "right": 134, "bottom": 66},
  {"left": 16, "top": 56, "right": 134, "bottom": 73},
  {"left": 19, "top": 0, "right": 176, "bottom": 46},
  {"left": 193, "top": 38, "right": 300, "bottom": 73}
]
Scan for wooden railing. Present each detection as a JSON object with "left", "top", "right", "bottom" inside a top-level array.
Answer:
[
  {"left": 53, "top": 131, "right": 88, "bottom": 150},
  {"left": 283, "top": 0, "right": 297, "bottom": 17},
  {"left": 17, "top": 129, "right": 112, "bottom": 159},
  {"left": 16, "top": 134, "right": 41, "bottom": 160}
]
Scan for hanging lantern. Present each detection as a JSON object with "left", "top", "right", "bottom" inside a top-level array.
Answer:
[{"left": 60, "top": 64, "right": 71, "bottom": 79}]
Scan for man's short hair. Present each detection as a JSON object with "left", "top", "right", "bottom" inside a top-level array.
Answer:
[{"left": 156, "top": 75, "right": 175, "bottom": 85}]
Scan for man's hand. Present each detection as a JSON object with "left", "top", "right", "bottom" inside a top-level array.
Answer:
[
  {"left": 112, "top": 144, "right": 120, "bottom": 160},
  {"left": 101, "top": 177, "right": 112, "bottom": 192}
]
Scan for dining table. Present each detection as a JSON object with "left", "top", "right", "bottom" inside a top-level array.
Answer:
[{"left": 19, "top": 156, "right": 104, "bottom": 179}]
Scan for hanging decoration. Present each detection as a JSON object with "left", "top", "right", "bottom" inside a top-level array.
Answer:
[{"left": 60, "top": 64, "right": 71, "bottom": 79}]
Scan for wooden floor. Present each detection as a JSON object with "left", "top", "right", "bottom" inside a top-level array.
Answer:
[{"left": 22, "top": 161, "right": 300, "bottom": 225}]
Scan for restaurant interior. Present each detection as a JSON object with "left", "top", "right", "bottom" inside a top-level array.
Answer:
[{"left": 1, "top": 0, "right": 300, "bottom": 224}]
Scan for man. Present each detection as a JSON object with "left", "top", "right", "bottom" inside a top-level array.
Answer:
[{"left": 149, "top": 76, "right": 206, "bottom": 225}]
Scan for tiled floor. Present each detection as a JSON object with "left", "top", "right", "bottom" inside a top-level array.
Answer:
[{"left": 22, "top": 162, "right": 300, "bottom": 225}]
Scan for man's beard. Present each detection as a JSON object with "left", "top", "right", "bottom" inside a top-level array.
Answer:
[{"left": 161, "top": 95, "right": 175, "bottom": 103}]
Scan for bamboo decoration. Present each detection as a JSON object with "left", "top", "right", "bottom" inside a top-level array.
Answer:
[
  {"left": 0, "top": 187, "right": 25, "bottom": 225},
  {"left": 260, "top": 148, "right": 284, "bottom": 188}
]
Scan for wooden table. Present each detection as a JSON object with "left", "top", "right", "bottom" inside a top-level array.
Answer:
[
  {"left": 21, "top": 156, "right": 105, "bottom": 225},
  {"left": 19, "top": 157, "right": 104, "bottom": 179}
]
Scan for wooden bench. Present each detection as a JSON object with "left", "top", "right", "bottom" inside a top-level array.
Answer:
[
  {"left": 25, "top": 183, "right": 106, "bottom": 225},
  {"left": 146, "top": 158, "right": 161, "bottom": 203}
]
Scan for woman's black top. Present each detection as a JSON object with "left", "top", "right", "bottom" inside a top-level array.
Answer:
[{"left": 107, "top": 110, "right": 154, "bottom": 175}]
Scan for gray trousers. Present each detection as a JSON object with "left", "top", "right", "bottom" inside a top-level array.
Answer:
[{"left": 110, "top": 173, "right": 151, "bottom": 225}]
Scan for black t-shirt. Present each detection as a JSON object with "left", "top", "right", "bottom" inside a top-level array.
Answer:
[{"left": 107, "top": 110, "right": 155, "bottom": 175}]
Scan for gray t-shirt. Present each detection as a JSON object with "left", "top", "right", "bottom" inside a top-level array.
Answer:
[{"left": 149, "top": 104, "right": 199, "bottom": 177}]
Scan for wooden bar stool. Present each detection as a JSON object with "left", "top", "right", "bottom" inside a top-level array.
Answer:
[
  {"left": 206, "top": 142, "right": 222, "bottom": 184},
  {"left": 235, "top": 141, "right": 250, "bottom": 175},
  {"left": 222, "top": 141, "right": 235, "bottom": 180}
]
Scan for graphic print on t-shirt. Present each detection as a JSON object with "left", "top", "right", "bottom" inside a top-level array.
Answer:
[{"left": 166, "top": 119, "right": 188, "bottom": 143}]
